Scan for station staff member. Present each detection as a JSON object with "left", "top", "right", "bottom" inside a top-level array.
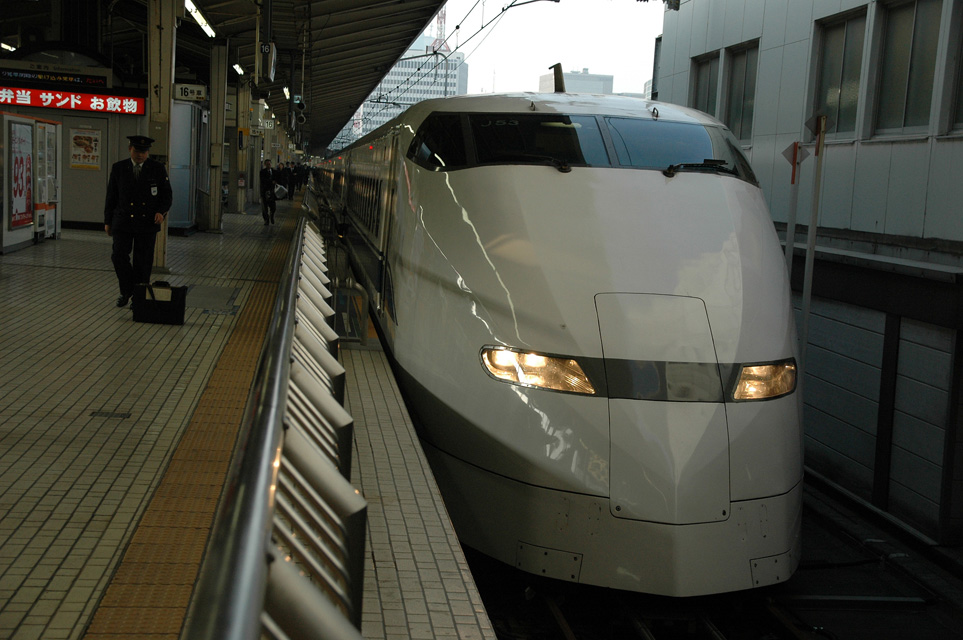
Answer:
[{"left": 104, "top": 135, "right": 173, "bottom": 308}]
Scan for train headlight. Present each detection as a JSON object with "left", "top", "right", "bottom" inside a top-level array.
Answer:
[
  {"left": 481, "top": 347, "right": 596, "bottom": 395},
  {"left": 732, "top": 359, "right": 796, "bottom": 400}
]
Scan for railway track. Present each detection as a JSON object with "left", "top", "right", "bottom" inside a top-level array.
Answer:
[{"left": 466, "top": 496, "right": 963, "bottom": 640}]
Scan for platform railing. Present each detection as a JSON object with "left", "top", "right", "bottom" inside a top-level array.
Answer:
[
  {"left": 182, "top": 217, "right": 366, "bottom": 640},
  {"left": 303, "top": 180, "right": 371, "bottom": 345}
]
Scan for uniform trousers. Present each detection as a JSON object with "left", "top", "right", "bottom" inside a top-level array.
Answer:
[
  {"left": 261, "top": 191, "right": 276, "bottom": 223},
  {"left": 111, "top": 229, "right": 157, "bottom": 297}
]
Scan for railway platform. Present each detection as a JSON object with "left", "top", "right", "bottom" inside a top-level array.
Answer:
[
  {"left": 0, "top": 193, "right": 493, "bottom": 640},
  {"left": 6, "top": 189, "right": 963, "bottom": 640}
]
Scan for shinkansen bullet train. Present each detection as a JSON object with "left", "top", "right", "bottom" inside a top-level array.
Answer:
[{"left": 319, "top": 93, "right": 803, "bottom": 597}]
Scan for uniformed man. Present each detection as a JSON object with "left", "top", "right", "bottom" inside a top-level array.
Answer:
[{"left": 104, "top": 135, "right": 173, "bottom": 308}]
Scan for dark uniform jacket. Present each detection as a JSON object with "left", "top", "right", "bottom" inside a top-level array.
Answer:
[
  {"left": 104, "top": 157, "right": 173, "bottom": 233},
  {"left": 259, "top": 166, "right": 276, "bottom": 196}
]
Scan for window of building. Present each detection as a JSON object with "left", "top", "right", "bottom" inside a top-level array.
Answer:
[
  {"left": 876, "top": 0, "right": 943, "bottom": 132},
  {"left": 691, "top": 54, "right": 719, "bottom": 117},
  {"left": 725, "top": 44, "right": 758, "bottom": 141},
  {"left": 814, "top": 13, "right": 866, "bottom": 134}
]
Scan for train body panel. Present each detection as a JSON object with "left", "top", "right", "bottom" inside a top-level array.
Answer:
[
  {"left": 322, "top": 93, "right": 803, "bottom": 596},
  {"left": 424, "top": 438, "right": 802, "bottom": 597}
]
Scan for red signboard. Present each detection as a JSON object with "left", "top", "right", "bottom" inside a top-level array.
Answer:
[{"left": 0, "top": 86, "right": 145, "bottom": 115}]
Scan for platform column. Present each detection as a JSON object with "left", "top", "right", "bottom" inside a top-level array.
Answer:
[
  {"left": 236, "top": 77, "right": 252, "bottom": 212},
  {"left": 205, "top": 43, "right": 229, "bottom": 232},
  {"left": 147, "top": 0, "right": 179, "bottom": 272}
]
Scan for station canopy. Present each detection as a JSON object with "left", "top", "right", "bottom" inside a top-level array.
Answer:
[{"left": 0, "top": 0, "right": 449, "bottom": 154}]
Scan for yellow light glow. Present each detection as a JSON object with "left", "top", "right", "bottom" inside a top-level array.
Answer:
[
  {"left": 481, "top": 347, "right": 595, "bottom": 395},
  {"left": 521, "top": 353, "right": 548, "bottom": 367},
  {"left": 733, "top": 361, "right": 796, "bottom": 400},
  {"left": 491, "top": 350, "right": 517, "bottom": 368}
]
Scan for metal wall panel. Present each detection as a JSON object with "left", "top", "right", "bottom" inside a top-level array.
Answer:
[
  {"left": 761, "top": 0, "right": 790, "bottom": 51},
  {"left": 819, "top": 143, "right": 858, "bottom": 230},
  {"left": 690, "top": 0, "right": 710, "bottom": 57},
  {"left": 723, "top": 0, "right": 747, "bottom": 47},
  {"left": 754, "top": 49, "right": 783, "bottom": 137},
  {"left": 798, "top": 298, "right": 885, "bottom": 499},
  {"left": 706, "top": 0, "right": 726, "bottom": 52},
  {"left": 851, "top": 142, "right": 893, "bottom": 233},
  {"left": 888, "top": 320, "right": 954, "bottom": 531},
  {"left": 924, "top": 138, "right": 963, "bottom": 242},
  {"left": 885, "top": 141, "right": 930, "bottom": 238}
]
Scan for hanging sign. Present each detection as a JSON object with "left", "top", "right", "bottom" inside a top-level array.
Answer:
[{"left": 175, "top": 83, "right": 208, "bottom": 101}]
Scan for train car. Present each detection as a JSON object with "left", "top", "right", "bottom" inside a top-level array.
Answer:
[{"left": 319, "top": 93, "right": 803, "bottom": 597}]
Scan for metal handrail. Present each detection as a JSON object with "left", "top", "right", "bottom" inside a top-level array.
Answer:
[{"left": 182, "top": 217, "right": 365, "bottom": 640}]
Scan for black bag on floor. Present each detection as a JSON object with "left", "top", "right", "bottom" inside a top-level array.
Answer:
[{"left": 133, "top": 281, "right": 187, "bottom": 325}]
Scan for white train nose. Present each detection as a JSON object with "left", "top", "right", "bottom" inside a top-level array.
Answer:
[{"left": 595, "top": 293, "right": 730, "bottom": 525}]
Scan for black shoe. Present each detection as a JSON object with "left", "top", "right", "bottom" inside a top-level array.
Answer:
[
  {"left": 116, "top": 294, "right": 131, "bottom": 308},
  {"left": 270, "top": 214, "right": 275, "bottom": 224}
]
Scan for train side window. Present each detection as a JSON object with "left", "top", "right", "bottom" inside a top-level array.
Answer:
[{"left": 407, "top": 114, "right": 467, "bottom": 170}]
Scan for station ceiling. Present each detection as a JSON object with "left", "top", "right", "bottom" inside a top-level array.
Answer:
[
  {"left": 193, "top": 0, "right": 449, "bottom": 153},
  {"left": 0, "top": 0, "right": 449, "bottom": 154}
]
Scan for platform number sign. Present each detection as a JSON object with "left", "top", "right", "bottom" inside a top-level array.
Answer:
[
  {"left": 175, "top": 84, "right": 208, "bottom": 101},
  {"left": 9, "top": 121, "right": 33, "bottom": 230}
]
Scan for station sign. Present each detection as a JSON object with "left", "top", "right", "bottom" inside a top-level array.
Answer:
[
  {"left": 175, "top": 83, "right": 208, "bottom": 101},
  {"left": 0, "top": 60, "right": 111, "bottom": 90},
  {"left": 0, "top": 85, "right": 145, "bottom": 115}
]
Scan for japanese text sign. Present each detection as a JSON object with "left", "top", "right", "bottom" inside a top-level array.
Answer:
[{"left": 0, "top": 85, "right": 145, "bottom": 115}]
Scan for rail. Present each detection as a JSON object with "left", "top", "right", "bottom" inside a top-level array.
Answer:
[{"left": 182, "top": 215, "right": 366, "bottom": 640}]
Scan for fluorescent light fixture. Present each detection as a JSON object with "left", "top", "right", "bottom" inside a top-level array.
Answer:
[
  {"left": 1, "top": 43, "right": 16, "bottom": 52},
  {"left": 233, "top": 64, "right": 244, "bottom": 75},
  {"left": 283, "top": 86, "right": 290, "bottom": 99},
  {"left": 185, "top": 0, "right": 216, "bottom": 38}
]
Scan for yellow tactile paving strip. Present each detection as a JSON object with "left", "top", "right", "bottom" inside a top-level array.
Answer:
[{"left": 82, "top": 220, "right": 294, "bottom": 640}]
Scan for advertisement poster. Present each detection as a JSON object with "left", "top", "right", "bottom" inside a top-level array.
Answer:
[
  {"left": 46, "top": 127, "right": 58, "bottom": 202},
  {"left": 9, "top": 121, "right": 33, "bottom": 229},
  {"left": 36, "top": 123, "right": 47, "bottom": 203},
  {"left": 69, "top": 127, "right": 100, "bottom": 170}
]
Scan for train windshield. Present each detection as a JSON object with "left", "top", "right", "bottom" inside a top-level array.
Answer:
[
  {"left": 406, "top": 112, "right": 757, "bottom": 183},
  {"left": 604, "top": 118, "right": 756, "bottom": 182},
  {"left": 469, "top": 115, "right": 610, "bottom": 168}
]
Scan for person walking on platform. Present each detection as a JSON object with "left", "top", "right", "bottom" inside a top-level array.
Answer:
[
  {"left": 260, "top": 159, "right": 277, "bottom": 224},
  {"left": 279, "top": 161, "right": 293, "bottom": 199},
  {"left": 104, "top": 135, "right": 172, "bottom": 308}
]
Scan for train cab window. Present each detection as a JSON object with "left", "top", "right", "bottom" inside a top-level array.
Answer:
[
  {"left": 406, "top": 114, "right": 467, "bottom": 170},
  {"left": 469, "top": 114, "right": 609, "bottom": 167},
  {"left": 604, "top": 118, "right": 757, "bottom": 184}
]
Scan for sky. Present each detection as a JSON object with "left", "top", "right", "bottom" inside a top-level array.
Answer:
[{"left": 429, "top": 0, "right": 666, "bottom": 95}]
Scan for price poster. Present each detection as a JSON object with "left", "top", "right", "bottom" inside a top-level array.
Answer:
[{"left": 9, "top": 121, "right": 33, "bottom": 229}]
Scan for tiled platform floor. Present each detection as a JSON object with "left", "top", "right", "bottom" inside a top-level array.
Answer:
[
  {"left": 0, "top": 206, "right": 295, "bottom": 640},
  {"left": 345, "top": 346, "right": 495, "bottom": 640},
  {"left": 0, "top": 199, "right": 492, "bottom": 639}
]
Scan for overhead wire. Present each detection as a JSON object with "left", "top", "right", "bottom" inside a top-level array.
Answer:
[{"left": 355, "top": 0, "right": 523, "bottom": 134}]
